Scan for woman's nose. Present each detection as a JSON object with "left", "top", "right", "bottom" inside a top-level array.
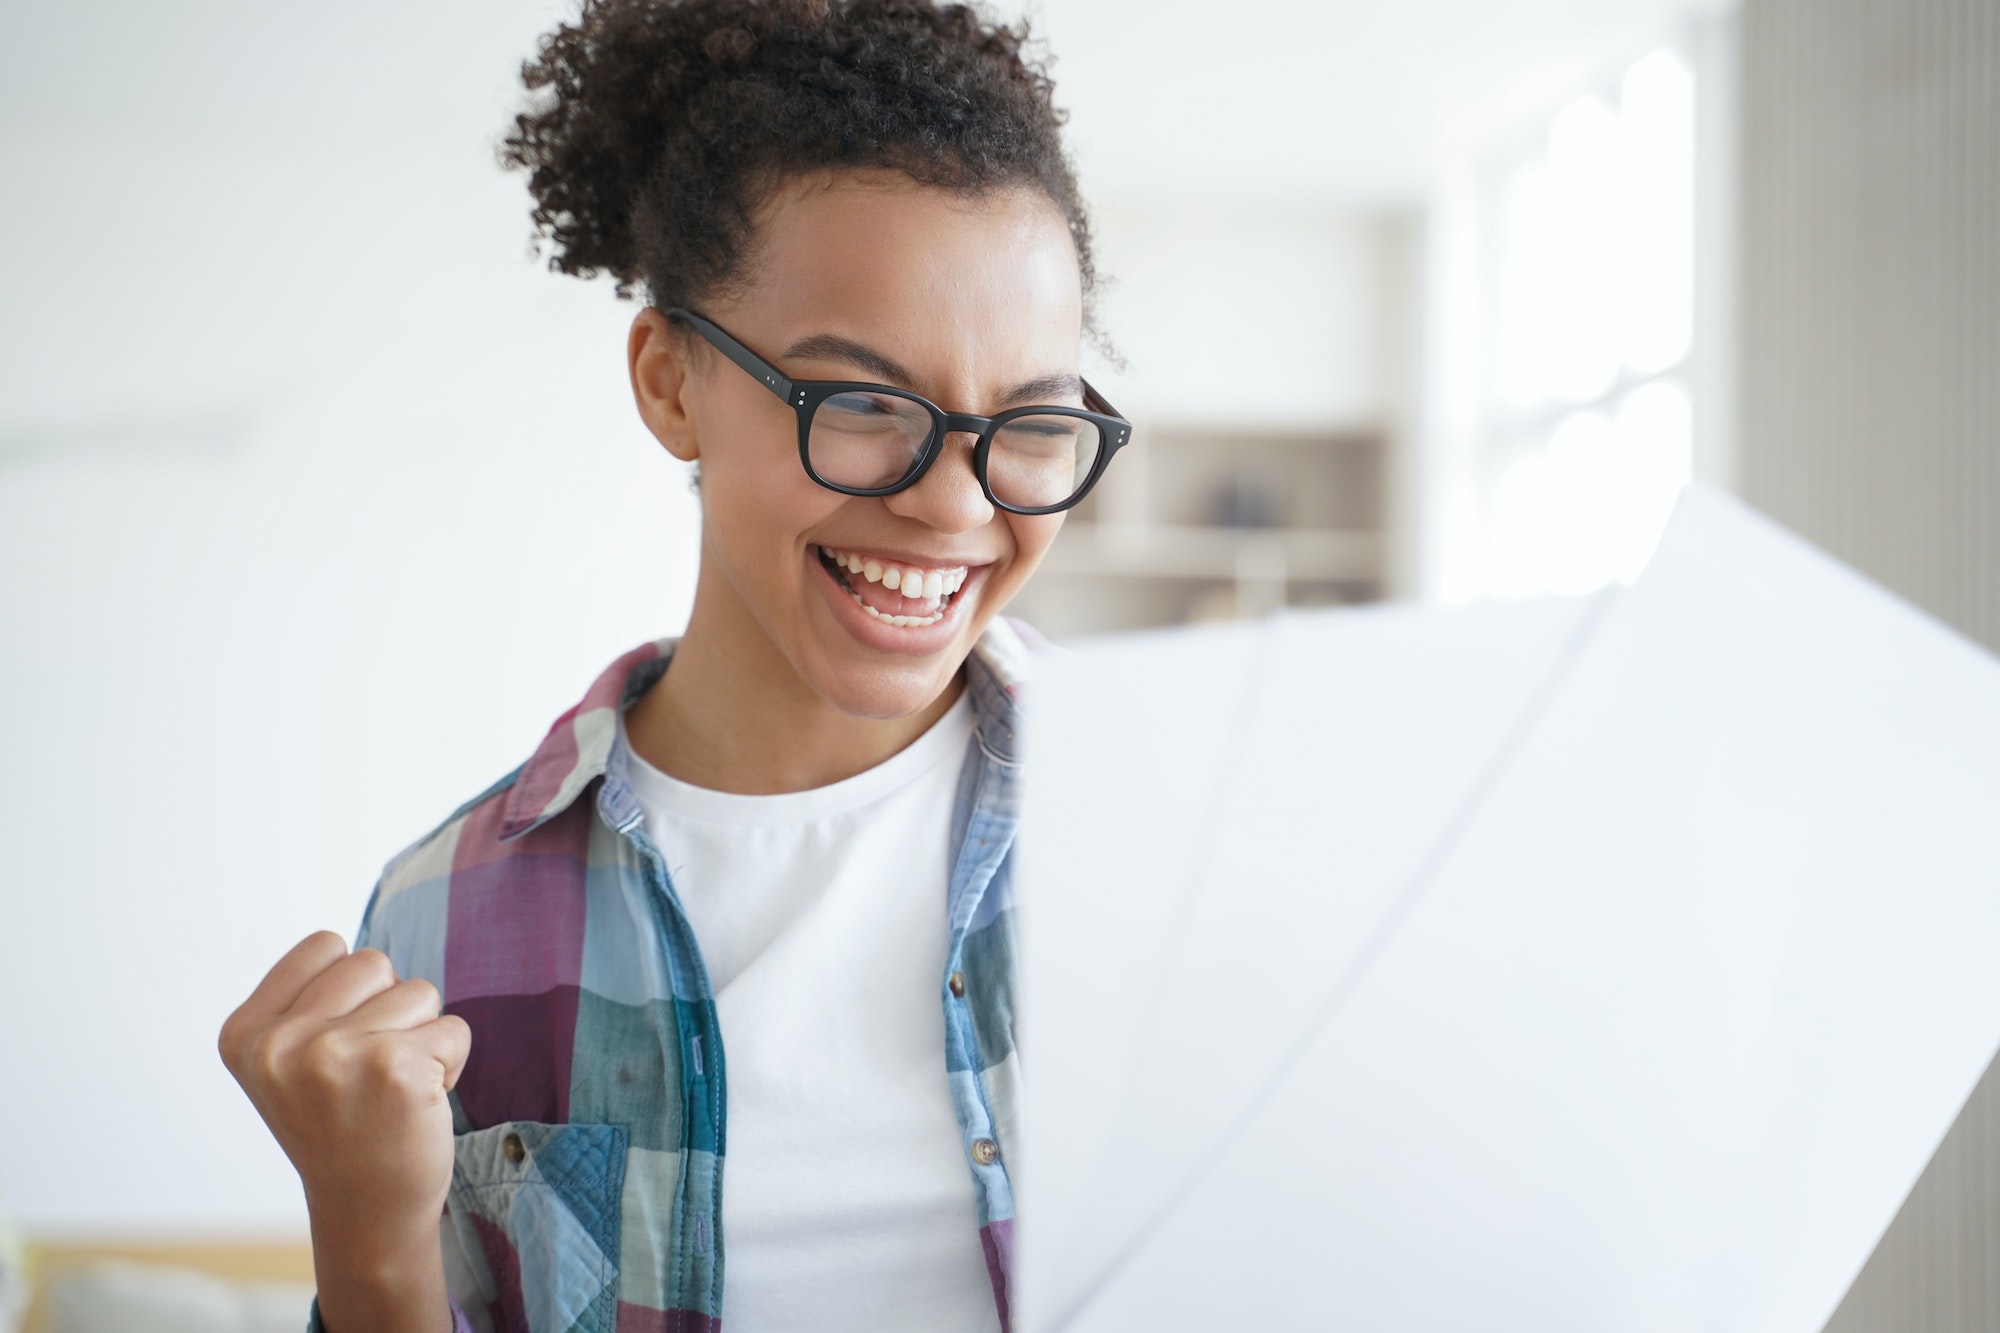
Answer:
[{"left": 886, "top": 430, "right": 994, "bottom": 533}]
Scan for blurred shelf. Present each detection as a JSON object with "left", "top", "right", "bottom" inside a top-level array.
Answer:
[
  {"left": 1041, "top": 522, "right": 1384, "bottom": 582},
  {"left": 1014, "top": 420, "right": 1393, "bottom": 635}
]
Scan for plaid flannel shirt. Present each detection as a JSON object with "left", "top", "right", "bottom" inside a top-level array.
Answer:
[{"left": 305, "top": 621, "right": 1031, "bottom": 1333}]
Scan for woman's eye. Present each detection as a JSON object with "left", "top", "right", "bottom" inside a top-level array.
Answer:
[{"left": 826, "top": 393, "right": 901, "bottom": 417}]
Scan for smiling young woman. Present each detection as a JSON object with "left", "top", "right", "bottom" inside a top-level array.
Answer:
[
  {"left": 624, "top": 174, "right": 1101, "bottom": 785},
  {"left": 216, "top": 3, "right": 1119, "bottom": 1332}
]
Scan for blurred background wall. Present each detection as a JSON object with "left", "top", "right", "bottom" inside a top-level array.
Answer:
[
  {"left": 1739, "top": 0, "right": 2000, "bottom": 653},
  {"left": 1743, "top": 2, "right": 2000, "bottom": 1329},
  {"left": 1, "top": 0, "right": 705, "bottom": 1245},
  {"left": 2, "top": 0, "right": 1997, "bottom": 1327}
]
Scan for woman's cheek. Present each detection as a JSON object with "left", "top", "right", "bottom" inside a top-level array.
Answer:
[
  {"left": 705, "top": 453, "right": 818, "bottom": 581},
  {"left": 1007, "top": 513, "right": 1064, "bottom": 581}
]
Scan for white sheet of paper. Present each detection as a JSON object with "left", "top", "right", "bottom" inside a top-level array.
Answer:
[{"left": 1016, "top": 490, "right": 2000, "bottom": 1333}]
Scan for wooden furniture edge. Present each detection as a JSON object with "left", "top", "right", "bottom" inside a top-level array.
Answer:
[{"left": 20, "top": 1237, "right": 315, "bottom": 1333}]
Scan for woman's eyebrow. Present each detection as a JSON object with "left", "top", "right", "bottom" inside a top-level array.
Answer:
[
  {"left": 783, "top": 333, "right": 916, "bottom": 386},
  {"left": 996, "top": 372, "right": 1085, "bottom": 407},
  {"left": 781, "top": 332, "right": 1084, "bottom": 406}
]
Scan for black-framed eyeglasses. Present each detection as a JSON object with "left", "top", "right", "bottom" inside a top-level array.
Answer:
[{"left": 666, "top": 307, "right": 1131, "bottom": 516}]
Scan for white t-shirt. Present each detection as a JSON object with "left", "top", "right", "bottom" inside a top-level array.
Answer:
[{"left": 621, "top": 693, "right": 999, "bottom": 1333}]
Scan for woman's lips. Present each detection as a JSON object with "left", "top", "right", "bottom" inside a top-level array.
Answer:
[
  {"left": 816, "top": 544, "right": 976, "bottom": 627},
  {"left": 812, "top": 544, "right": 986, "bottom": 644}
]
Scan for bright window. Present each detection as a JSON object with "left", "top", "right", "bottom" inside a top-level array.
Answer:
[{"left": 1481, "top": 48, "right": 1696, "bottom": 598}]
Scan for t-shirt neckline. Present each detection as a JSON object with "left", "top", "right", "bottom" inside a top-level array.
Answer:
[{"left": 619, "top": 691, "right": 976, "bottom": 827}]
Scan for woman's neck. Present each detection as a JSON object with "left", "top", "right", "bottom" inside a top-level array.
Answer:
[{"left": 625, "top": 578, "right": 964, "bottom": 795}]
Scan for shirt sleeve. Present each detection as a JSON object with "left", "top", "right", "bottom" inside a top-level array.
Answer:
[{"left": 305, "top": 1294, "right": 477, "bottom": 1333}]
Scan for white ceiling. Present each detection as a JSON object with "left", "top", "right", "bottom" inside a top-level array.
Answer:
[
  {"left": 1018, "top": 0, "right": 1733, "bottom": 204},
  {"left": 9, "top": 0, "right": 1729, "bottom": 206}
]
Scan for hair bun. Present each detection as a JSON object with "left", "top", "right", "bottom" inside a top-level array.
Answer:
[
  {"left": 702, "top": 25, "right": 758, "bottom": 66},
  {"left": 501, "top": 0, "right": 1098, "bottom": 330}
]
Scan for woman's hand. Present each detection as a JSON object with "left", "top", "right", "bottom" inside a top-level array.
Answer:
[{"left": 219, "top": 931, "right": 470, "bottom": 1332}]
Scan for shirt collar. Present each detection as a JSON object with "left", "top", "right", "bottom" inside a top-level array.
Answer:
[{"left": 498, "top": 621, "right": 1037, "bottom": 841}]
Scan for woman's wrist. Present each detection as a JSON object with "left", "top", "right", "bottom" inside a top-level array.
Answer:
[{"left": 307, "top": 1196, "right": 451, "bottom": 1333}]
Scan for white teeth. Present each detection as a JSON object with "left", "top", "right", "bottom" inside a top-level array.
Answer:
[
  {"left": 825, "top": 548, "right": 969, "bottom": 605},
  {"left": 856, "top": 596, "right": 943, "bottom": 628}
]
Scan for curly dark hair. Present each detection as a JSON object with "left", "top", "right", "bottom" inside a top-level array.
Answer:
[{"left": 502, "top": 0, "right": 1098, "bottom": 333}]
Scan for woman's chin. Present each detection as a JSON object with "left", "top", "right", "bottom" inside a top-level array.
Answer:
[
  {"left": 803, "top": 653, "right": 968, "bottom": 721},
  {"left": 790, "top": 559, "right": 993, "bottom": 717},
  {"left": 789, "top": 614, "right": 973, "bottom": 719}
]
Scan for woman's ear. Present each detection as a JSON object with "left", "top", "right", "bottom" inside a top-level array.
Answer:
[{"left": 629, "top": 307, "right": 701, "bottom": 462}]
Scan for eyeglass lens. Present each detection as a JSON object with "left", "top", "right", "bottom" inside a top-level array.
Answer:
[{"left": 808, "top": 391, "right": 1104, "bottom": 510}]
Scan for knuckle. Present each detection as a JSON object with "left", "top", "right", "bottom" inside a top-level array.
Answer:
[
  {"left": 217, "top": 1010, "right": 247, "bottom": 1064},
  {"left": 438, "top": 1014, "right": 473, "bottom": 1056},
  {"left": 347, "top": 948, "right": 397, "bottom": 990},
  {"left": 401, "top": 976, "right": 442, "bottom": 1013},
  {"left": 296, "top": 1027, "right": 352, "bottom": 1082},
  {"left": 350, "top": 946, "right": 394, "bottom": 975},
  {"left": 246, "top": 1027, "right": 291, "bottom": 1083},
  {"left": 293, "top": 931, "right": 348, "bottom": 972},
  {"left": 360, "top": 1040, "right": 419, "bottom": 1093}
]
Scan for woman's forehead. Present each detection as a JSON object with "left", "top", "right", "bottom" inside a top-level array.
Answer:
[
  {"left": 699, "top": 174, "right": 1085, "bottom": 403},
  {"left": 738, "top": 172, "right": 1083, "bottom": 343}
]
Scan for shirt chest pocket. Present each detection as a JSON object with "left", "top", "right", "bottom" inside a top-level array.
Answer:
[{"left": 446, "top": 1120, "right": 629, "bottom": 1333}]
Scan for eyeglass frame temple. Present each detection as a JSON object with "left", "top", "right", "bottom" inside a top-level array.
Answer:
[{"left": 667, "top": 307, "right": 797, "bottom": 403}]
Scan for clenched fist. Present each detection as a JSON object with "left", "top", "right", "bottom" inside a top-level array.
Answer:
[{"left": 220, "top": 932, "right": 468, "bottom": 1332}]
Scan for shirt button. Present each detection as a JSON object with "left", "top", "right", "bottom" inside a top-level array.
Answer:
[
  {"left": 503, "top": 1132, "right": 526, "bottom": 1164},
  {"left": 972, "top": 1137, "right": 1000, "bottom": 1166},
  {"left": 948, "top": 971, "right": 967, "bottom": 998}
]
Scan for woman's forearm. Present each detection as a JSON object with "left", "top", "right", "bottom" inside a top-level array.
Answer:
[{"left": 308, "top": 1199, "right": 454, "bottom": 1333}]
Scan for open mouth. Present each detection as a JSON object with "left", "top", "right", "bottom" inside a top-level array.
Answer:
[{"left": 816, "top": 545, "right": 970, "bottom": 628}]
